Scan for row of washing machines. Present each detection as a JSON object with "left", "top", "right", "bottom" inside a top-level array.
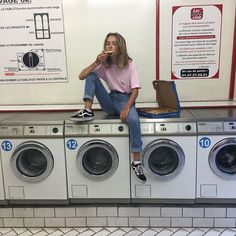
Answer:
[{"left": 0, "top": 108, "right": 235, "bottom": 205}]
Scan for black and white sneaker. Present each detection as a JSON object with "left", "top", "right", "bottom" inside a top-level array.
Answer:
[
  {"left": 69, "top": 109, "right": 94, "bottom": 122},
  {"left": 131, "top": 162, "right": 147, "bottom": 183}
]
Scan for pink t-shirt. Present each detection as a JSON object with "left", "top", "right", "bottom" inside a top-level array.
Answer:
[{"left": 93, "top": 61, "right": 141, "bottom": 94}]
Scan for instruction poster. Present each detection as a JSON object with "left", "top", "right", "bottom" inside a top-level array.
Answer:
[
  {"left": 0, "top": 0, "right": 67, "bottom": 84},
  {"left": 171, "top": 5, "right": 222, "bottom": 80}
]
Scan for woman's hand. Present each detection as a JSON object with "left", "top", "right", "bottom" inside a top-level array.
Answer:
[
  {"left": 120, "top": 107, "right": 130, "bottom": 122},
  {"left": 94, "top": 51, "right": 108, "bottom": 65}
]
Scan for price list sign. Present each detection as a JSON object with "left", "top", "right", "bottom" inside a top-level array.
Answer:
[{"left": 171, "top": 5, "right": 222, "bottom": 80}]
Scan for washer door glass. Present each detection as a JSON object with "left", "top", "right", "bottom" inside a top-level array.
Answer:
[
  {"left": 209, "top": 138, "right": 236, "bottom": 180},
  {"left": 11, "top": 141, "right": 54, "bottom": 182},
  {"left": 77, "top": 140, "right": 119, "bottom": 180},
  {"left": 143, "top": 139, "right": 185, "bottom": 180}
]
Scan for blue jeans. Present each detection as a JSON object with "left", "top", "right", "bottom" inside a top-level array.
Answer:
[{"left": 83, "top": 72, "right": 142, "bottom": 153}]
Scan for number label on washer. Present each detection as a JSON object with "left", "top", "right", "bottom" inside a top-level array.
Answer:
[
  {"left": 1, "top": 140, "right": 13, "bottom": 151},
  {"left": 67, "top": 139, "right": 78, "bottom": 150},
  {"left": 199, "top": 137, "right": 211, "bottom": 148}
]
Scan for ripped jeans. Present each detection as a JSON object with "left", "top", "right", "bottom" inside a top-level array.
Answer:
[{"left": 83, "top": 72, "right": 142, "bottom": 153}]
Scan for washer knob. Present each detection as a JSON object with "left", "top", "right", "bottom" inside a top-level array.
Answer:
[
  {"left": 185, "top": 125, "right": 191, "bottom": 131},
  {"left": 52, "top": 127, "right": 59, "bottom": 133},
  {"left": 118, "top": 126, "right": 124, "bottom": 132}
]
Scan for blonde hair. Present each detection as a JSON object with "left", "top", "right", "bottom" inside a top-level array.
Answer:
[{"left": 103, "top": 32, "right": 132, "bottom": 69}]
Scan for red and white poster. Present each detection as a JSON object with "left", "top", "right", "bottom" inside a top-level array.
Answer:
[{"left": 171, "top": 5, "right": 222, "bottom": 80}]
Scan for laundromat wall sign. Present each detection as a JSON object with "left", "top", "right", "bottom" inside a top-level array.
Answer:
[
  {"left": 171, "top": 5, "right": 222, "bottom": 80},
  {"left": 0, "top": 0, "right": 68, "bottom": 84}
]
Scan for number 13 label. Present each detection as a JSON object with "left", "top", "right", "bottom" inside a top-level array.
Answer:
[{"left": 1, "top": 140, "right": 13, "bottom": 151}]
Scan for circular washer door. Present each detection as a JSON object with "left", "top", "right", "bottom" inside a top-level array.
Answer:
[
  {"left": 77, "top": 140, "right": 119, "bottom": 180},
  {"left": 11, "top": 141, "right": 54, "bottom": 182},
  {"left": 209, "top": 138, "right": 236, "bottom": 180},
  {"left": 143, "top": 139, "right": 185, "bottom": 180}
]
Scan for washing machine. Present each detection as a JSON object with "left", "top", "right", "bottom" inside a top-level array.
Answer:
[
  {"left": 190, "top": 108, "right": 236, "bottom": 203},
  {"left": 0, "top": 112, "right": 72, "bottom": 204},
  {"left": 0, "top": 113, "right": 18, "bottom": 205},
  {"left": 131, "top": 110, "right": 197, "bottom": 203},
  {"left": 65, "top": 112, "right": 130, "bottom": 203}
]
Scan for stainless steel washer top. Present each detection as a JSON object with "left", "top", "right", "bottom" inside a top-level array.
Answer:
[
  {"left": 1, "top": 112, "right": 74, "bottom": 125},
  {"left": 188, "top": 108, "right": 236, "bottom": 121},
  {"left": 0, "top": 113, "right": 18, "bottom": 122}
]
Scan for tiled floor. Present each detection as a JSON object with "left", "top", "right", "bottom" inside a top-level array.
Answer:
[{"left": 1, "top": 228, "right": 236, "bottom": 236}]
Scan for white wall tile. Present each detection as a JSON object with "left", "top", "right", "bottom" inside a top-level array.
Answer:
[
  {"left": 55, "top": 208, "right": 76, "bottom": 217},
  {"left": 65, "top": 218, "right": 86, "bottom": 227},
  {"left": 13, "top": 208, "right": 34, "bottom": 218},
  {"left": 34, "top": 208, "right": 55, "bottom": 217},
  {"left": 118, "top": 207, "right": 139, "bottom": 217},
  {"left": 0, "top": 208, "right": 13, "bottom": 217},
  {"left": 76, "top": 207, "right": 96, "bottom": 217},
  {"left": 183, "top": 208, "right": 204, "bottom": 217},
  {"left": 227, "top": 208, "right": 236, "bottom": 217},
  {"left": 24, "top": 218, "right": 45, "bottom": 227},
  {"left": 97, "top": 207, "right": 118, "bottom": 217},
  {"left": 45, "top": 218, "right": 65, "bottom": 227},
  {"left": 193, "top": 218, "right": 214, "bottom": 227},
  {"left": 171, "top": 217, "right": 192, "bottom": 227},
  {"left": 107, "top": 217, "right": 128, "bottom": 227},
  {"left": 150, "top": 217, "right": 171, "bottom": 227},
  {"left": 86, "top": 217, "right": 107, "bottom": 227},
  {"left": 3, "top": 218, "right": 24, "bottom": 227},
  {"left": 161, "top": 208, "right": 182, "bottom": 217},
  {"left": 0, "top": 219, "right": 3, "bottom": 227},
  {"left": 140, "top": 207, "right": 160, "bottom": 217},
  {"left": 205, "top": 208, "right": 226, "bottom": 217},
  {"left": 129, "top": 217, "right": 149, "bottom": 227},
  {"left": 214, "top": 218, "right": 236, "bottom": 228}
]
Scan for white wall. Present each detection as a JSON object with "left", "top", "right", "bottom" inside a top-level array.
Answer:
[{"left": 0, "top": 0, "right": 235, "bottom": 108}]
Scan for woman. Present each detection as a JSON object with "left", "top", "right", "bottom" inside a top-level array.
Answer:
[{"left": 70, "top": 32, "right": 146, "bottom": 182}]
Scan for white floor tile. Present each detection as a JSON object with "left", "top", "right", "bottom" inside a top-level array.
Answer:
[
  {"left": 171, "top": 229, "right": 190, "bottom": 236},
  {"left": 77, "top": 229, "right": 96, "bottom": 236},
  {"left": 59, "top": 229, "right": 79, "bottom": 236},
  {"left": 139, "top": 229, "right": 157, "bottom": 236},
  {"left": 188, "top": 228, "right": 208, "bottom": 236},
  {"left": 221, "top": 229, "right": 236, "bottom": 236},
  {"left": 204, "top": 229, "right": 223, "bottom": 236},
  {"left": 155, "top": 229, "right": 173, "bottom": 236},
  {"left": 109, "top": 229, "right": 127, "bottom": 236},
  {"left": 12, "top": 228, "right": 28, "bottom": 234},
  {"left": 124, "top": 229, "right": 142, "bottom": 236},
  {"left": 73, "top": 228, "right": 88, "bottom": 234},
  {"left": 27, "top": 229, "right": 43, "bottom": 235},
  {"left": 0, "top": 228, "right": 14, "bottom": 234},
  {"left": 93, "top": 229, "right": 111, "bottom": 236}
]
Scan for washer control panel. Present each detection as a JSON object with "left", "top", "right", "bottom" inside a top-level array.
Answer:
[
  {"left": 197, "top": 122, "right": 223, "bottom": 133},
  {"left": 65, "top": 123, "right": 128, "bottom": 136},
  {"left": 155, "top": 122, "right": 197, "bottom": 134},
  {"left": 24, "top": 125, "right": 63, "bottom": 136},
  {"left": 89, "top": 124, "right": 128, "bottom": 135},
  {"left": 224, "top": 122, "right": 236, "bottom": 132}
]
